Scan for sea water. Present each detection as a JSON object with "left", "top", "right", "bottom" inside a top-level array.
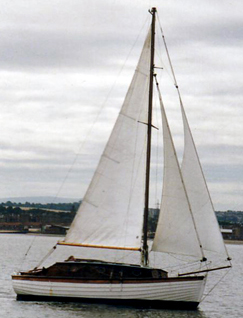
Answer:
[{"left": 0, "top": 234, "right": 242, "bottom": 318}]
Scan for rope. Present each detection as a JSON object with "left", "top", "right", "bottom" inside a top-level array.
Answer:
[
  {"left": 35, "top": 244, "right": 57, "bottom": 269},
  {"left": 201, "top": 268, "right": 231, "bottom": 302},
  {"left": 18, "top": 235, "right": 37, "bottom": 271},
  {"left": 157, "top": 14, "right": 178, "bottom": 88}
]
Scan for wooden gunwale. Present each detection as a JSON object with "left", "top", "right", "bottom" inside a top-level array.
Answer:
[{"left": 12, "top": 275, "right": 205, "bottom": 284}]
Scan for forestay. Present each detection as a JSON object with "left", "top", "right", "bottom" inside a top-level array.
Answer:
[{"left": 63, "top": 29, "right": 152, "bottom": 250}]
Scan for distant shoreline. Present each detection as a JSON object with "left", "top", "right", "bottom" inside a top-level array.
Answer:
[
  {"left": 0, "top": 232, "right": 242, "bottom": 244},
  {"left": 225, "top": 240, "right": 243, "bottom": 245}
]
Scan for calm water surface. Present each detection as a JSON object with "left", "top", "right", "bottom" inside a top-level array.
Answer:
[{"left": 0, "top": 234, "right": 242, "bottom": 318}]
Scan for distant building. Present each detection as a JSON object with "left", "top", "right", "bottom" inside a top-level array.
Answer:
[
  {"left": 220, "top": 228, "right": 233, "bottom": 240},
  {"left": 233, "top": 226, "right": 243, "bottom": 240},
  {"left": 43, "top": 225, "right": 68, "bottom": 235}
]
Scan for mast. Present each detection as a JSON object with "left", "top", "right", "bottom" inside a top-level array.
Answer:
[{"left": 142, "top": 7, "right": 156, "bottom": 266}]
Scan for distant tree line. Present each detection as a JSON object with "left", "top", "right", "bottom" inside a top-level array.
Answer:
[
  {"left": 0, "top": 202, "right": 81, "bottom": 232},
  {"left": 1, "top": 201, "right": 81, "bottom": 212},
  {"left": 215, "top": 211, "right": 243, "bottom": 226},
  {"left": 0, "top": 202, "right": 243, "bottom": 231},
  {"left": 0, "top": 205, "right": 77, "bottom": 226}
]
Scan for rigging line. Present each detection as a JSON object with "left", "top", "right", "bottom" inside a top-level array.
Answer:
[
  {"left": 114, "top": 250, "right": 138, "bottom": 263},
  {"left": 201, "top": 268, "right": 231, "bottom": 302},
  {"left": 165, "top": 252, "right": 203, "bottom": 265},
  {"left": 36, "top": 244, "right": 57, "bottom": 269},
  {"left": 157, "top": 14, "right": 178, "bottom": 88},
  {"left": 157, "top": 13, "right": 232, "bottom": 263},
  {"left": 155, "top": 50, "right": 174, "bottom": 84},
  {"left": 52, "top": 17, "right": 150, "bottom": 204},
  {"left": 161, "top": 257, "right": 203, "bottom": 271},
  {"left": 154, "top": 31, "right": 174, "bottom": 84},
  {"left": 18, "top": 235, "right": 37, "bottom": 271}
]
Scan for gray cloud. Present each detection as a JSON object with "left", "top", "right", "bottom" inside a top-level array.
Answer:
[
  {"left": 0, "top": 27, "right": 137, "bottom": 71},
  {"left": 0, "top": 0, "right": 242, "bottom": 210}
]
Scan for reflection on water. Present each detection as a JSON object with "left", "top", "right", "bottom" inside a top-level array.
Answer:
[
  {"left": 9, "top": 301, "right": 209, "bottom": 318},
  {"left": 0, "top": 234, "right": 242, "bottom": 318}
]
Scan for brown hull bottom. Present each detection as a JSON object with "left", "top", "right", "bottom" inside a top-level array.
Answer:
[{"left": 16, "top": 294, "right": 200, "bottom": 310}]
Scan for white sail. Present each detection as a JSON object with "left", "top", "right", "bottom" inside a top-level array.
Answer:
[
  {"left": 180, "top": 104, "right": 228, "bottom": 258},
  {"left": 64, "top": 30, "right": 151, "bottom": 249},
  {"left": 152, "top": 88, "right": 203, "bottom": 258}
]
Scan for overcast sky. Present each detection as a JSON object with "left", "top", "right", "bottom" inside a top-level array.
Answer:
[{"left": 0, "top": 0, "right": 242, "bottom": 210}]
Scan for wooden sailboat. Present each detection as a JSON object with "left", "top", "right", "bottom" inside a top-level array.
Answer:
[{"left": 12, "top": 8, "right": 231, "bottom": 309}]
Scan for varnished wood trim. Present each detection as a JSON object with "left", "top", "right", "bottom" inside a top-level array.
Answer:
[
  {"left": 178, "top": 265, "right": 232, "bottom": 276},
  {"left": 57, "top": 242, "right": 141, "bottom": 251},
  {"left": 12, "top": 275, "right": 205, "bottom": 284}
]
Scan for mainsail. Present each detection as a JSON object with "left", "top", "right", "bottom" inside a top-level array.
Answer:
[{"left": 63, "top": 29, "right": 152, "bottom": 250}]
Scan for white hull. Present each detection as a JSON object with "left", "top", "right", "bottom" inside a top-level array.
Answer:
[{"left": 12, "top": 276, "right": 206, "bottom": 308}]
